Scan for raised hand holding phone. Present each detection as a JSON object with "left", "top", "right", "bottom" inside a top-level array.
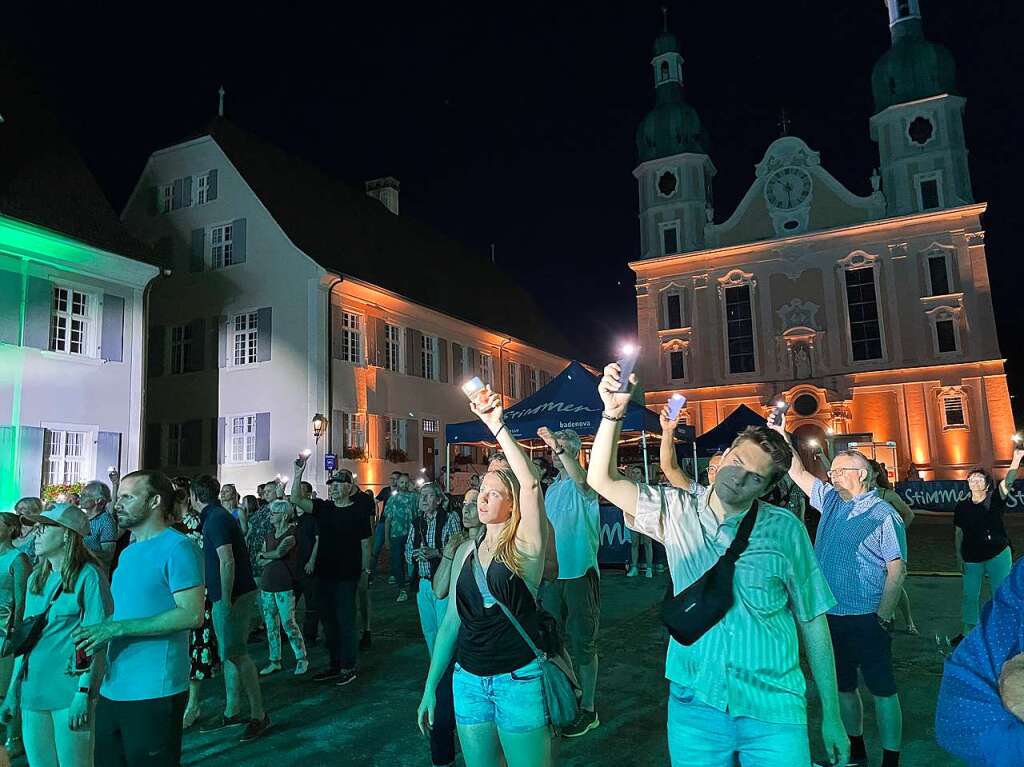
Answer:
[
  {"left": 598, "top": 362, "right": 635, "bottom": 417},
  {"left": 615, "top": 345, "right": 641, "bottom": 394},
  {"left": 768, "top": 399, "right": 790, "bottom": 428}
]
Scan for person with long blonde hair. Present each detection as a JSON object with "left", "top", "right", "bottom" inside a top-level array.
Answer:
[
  {"left": 0, "top": 504, "right": 112, "bottom": 767},
  {"left": 417, "top": 386, "right": 554, "bottom": 767}
]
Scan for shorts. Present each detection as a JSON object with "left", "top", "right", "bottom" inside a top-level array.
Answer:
[
  {"left": 539, "top": 569, "right": 600, "bottom": 661},
  {"left": 212, "top": 589, "right": 257, "bottom": 661},
  {"left": 452, "top": 659, "right": 549, "bottom": 733},
  {"left": 827, "top": 613, "right": 898, "bottom": 697}
]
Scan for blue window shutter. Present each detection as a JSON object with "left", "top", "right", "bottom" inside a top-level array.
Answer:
[
  {"left": 207, "top": 169, "right": 218, "bottom": 201},
  {"left": 438, "top": 338, "right": 449, "bottom": 383},
  {"left": 257, "top": 307, "right": 272, "bottom": 362},
  {"left": 217, "top": 316, "right": 227, "bottom": 368},
  {"left": 23, "top": 278, "right": 52, "bottom": 350},
  {"left": 181, "top": 176, "right": 193, "bottom": 207},
  {"left": 100, "top": 294, "right": 124, "bottom": 362},
  {"left": 233, "top": 218, "right": 247, "bottom": 264},
  {"left": 255, "top": 412, "right": 271, "bottom": 461},
  {"left": 216, "top": 417, "right": 226, "bottom": 465},
  {"left": 2, "top": 426, "right": 45, "bottom": 498},
  {"left": 186, "top": 317, "right": 205, "bottom": 372},
  {"left": 190, "top": 228, "right": 205, "bottom": 272},
  {"left": 171, "top": 178, "right": 183, "bottom": 210},
  {"left": 148, "top": 325, "right": 165, "bottom": 377},
  {"left": 0, "top": 269, "right": 21, "bottom": 345},
  {"left": 96, "top": 431, "right": 122, "bottom": 477}
]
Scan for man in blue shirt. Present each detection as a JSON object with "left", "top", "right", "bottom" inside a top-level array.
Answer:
[
  {"left": 936, "top": 558, "right": 1024, "bottom": 765},
  {"left": 190, "top": 474, "right": 268, "bottom": 741},
  {"left": 74, "top": 470, "right": 204, "bottom": 767}
]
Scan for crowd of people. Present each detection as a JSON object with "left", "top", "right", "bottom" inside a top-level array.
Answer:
[{"left": 0, "top": 362, "right": 1020, "bottom": 766}]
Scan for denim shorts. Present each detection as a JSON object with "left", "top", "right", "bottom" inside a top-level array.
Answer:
[{"left": 452, "top": 659, "right": 549, "bottom": 733}]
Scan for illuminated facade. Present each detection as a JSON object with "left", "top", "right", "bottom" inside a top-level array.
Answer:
[
  {"left": 121, "top": 120, "right": 567, "bottom": 493},
  {"left": 632, "top": 2, "right": 1014, "bottom": 479}
]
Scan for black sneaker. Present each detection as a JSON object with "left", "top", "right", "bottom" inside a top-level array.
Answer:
[
  {"left": 311, "top": 668, "right": 342, "bottom": 682},
  {"left": 335, "top": 668, "right": 358, "bottom": 687},
  {"left": 359, "top": 631, "right": 371, "bottom": 650},
  {"left": 561, "top": 709, "right": 599, "bottom": 738},
  {"left": 199, "top": 713, "right": 248, "bottom": 733},
  {"left": 239, "top": 714, "right": 271, "bottom": 742}
]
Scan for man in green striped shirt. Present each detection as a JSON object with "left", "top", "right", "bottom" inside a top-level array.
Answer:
[{"left": 588, "top": 362, "right": 849, "bottom": 766}]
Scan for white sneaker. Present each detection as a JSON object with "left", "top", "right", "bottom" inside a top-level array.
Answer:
[
  {"left": 259, "top": 661, "right": 282, "bottom": 676},
  {"left": 626, "top": 566, "right": 638, "bottom": 577},
  {"left": 294, "top": 659, "right": 309, "bottom": 676},
  {"left": 645, "top": 567, "right": 654, "bottom": 579}
]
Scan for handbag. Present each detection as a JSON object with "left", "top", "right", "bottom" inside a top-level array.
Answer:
[
  {"left": 470, "top": 545, "right": 582, "bottom": 730},
  {"left": 660, "top": 501, "right": 759, "bottom": 646},
  {"left": 2, "top": 584, "right": 64, "bottom": 658}
]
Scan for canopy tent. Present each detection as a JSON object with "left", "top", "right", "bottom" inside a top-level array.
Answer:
[
  {"left": 693, "top": 404, "right": 766, "bottom": 457},
  {"left": 445, "top": 361, "right": 685, "bottom": 444},
  {"left": 445, "top": 362, "right": 695, "bottom": 484}
]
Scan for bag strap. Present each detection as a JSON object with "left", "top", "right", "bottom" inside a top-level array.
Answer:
[
  {"left": 471, "top": 541, "right": 545, "bottom": 662},
  {"left": 722, "top": 502, "right": 759, "bottom": 564}
]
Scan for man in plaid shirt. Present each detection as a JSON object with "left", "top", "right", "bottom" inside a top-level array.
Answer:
[{"left": 405, "top": 484, "right": 463, "bottom": 655}]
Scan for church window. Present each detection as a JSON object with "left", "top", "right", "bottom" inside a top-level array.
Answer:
[
  {"left": 896, "top": 0, "right": 912, "bottom": 18},
  {"left": 669, "top": 351, "right": 685, "bottom": 380},
  {"left": 793, "top": 394, "right": 819, "bottom": 417},
  {"left": 658, "top": 170, "right": 678, "bottom": 197},
  {"left": 927, "top": 254, "right": 951, "bottom": 296},
  {"left": 661, "top": 222, "right": 680, "bottom": 256},
  {"left": 666, "top": 292, "right": 683, "bottom": 329},
  {"left": 844, "top": 268, "right": 883, "bottom": 362},
  {"left": 725, "top": 285, "right": 755, "bottom": 374},
  {"left": 916, "top": 171, "right": 943, "bottom": 211},
  {"left": 908, "top": 116, "right": 934, "bottom": 145},
  {"left": 936, "top": 319, "right": 957, "bottom": 353},
  {"left": 941, "top": 393, "right": 968, "bottom": 430},
  {"left": 660, "top": 61, "right": 670, "bottom": 82}
]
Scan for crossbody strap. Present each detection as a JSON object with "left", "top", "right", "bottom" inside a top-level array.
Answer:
[
  {"left": 722, "top": 502, "right": 759, "bottom": 564},
  {"left": 470, "top": 542, "right": 545, "bottom": 662}
]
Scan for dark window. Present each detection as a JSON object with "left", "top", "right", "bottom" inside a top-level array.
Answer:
[
  {"left": 663, "top": 226, "right": 679, "bottom": 255},
  {"left": 669, "top": 351, "right": 685, "bottom": 380},
  {"left": 725, "top": 284, "right": 755, "bottom": 374},
  {"left": 919, "top": 178, "right": 940, "bottom": 210},
  {"left": 928, "top": 255, "right": 950, "bottom": 295},
  {"left": 658, "top": 171, "right": 678, "bottom": 196},
  {"left": 936, "top": 319, "right": 958, "bottom": 353},
  {"left": 666, "top": 293, "right": 683, "bottom": 328},
  {"left": 845, "top": 268, "right": 883, "bottom": 361},
  {"left": 793, "top": 394, "right": 819, "bottom": 417},
  {"left": 896, "top": 0, "right": 911, "bottom": 18},
  {"left": 660, "top": 61, "right": 670, "bottom": 82},
  {"left": 943, "top": 396, "right": 966, "bottom": 428},
  {"left": 908, "top": 116, "right": 934, "bottom": 145}
]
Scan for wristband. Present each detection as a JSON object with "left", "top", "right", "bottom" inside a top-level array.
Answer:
[
  {"left": 493, "top": 423, "right": 507, "bottom": 439},
  {"left": 78, "top": 686, "right": 90, "bottom": 694},
  {"left": 602, "top": 412, "right": 625, "bottom": 422},
  {"left": 554, "top": 448, "right": 565, "bottom": 455}
]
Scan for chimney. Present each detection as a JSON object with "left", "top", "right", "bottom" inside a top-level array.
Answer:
[{"left": 365, "top": 176, "right": 400, "bottom": 215}]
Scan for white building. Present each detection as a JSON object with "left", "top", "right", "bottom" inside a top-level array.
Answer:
[
  {"left": 122, "top": 118, "right": 569, "bottom": 493},
  {"left": 0, "top": 70, "right": 160, "bottom": 506}
]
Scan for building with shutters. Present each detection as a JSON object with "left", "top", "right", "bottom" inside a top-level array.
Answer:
[
  {"left": 631, "top": 2, "right": 1014, "bottom": 480},
  {"left": 122, "top": 118, "right": 569, "bottom": 493},
  {"left": 0, "top": 58, "right": 160, "bottom": 507}
]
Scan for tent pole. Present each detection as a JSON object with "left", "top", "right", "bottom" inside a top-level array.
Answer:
[
  {"left": 692, "top": 440, "right": 698, "bottom": 483},
  {"left": 446, "top": 444, "right": 451, "bottom": 492},
  {"left": 641, "top": 431, "right": 650, "bottom": 483}
]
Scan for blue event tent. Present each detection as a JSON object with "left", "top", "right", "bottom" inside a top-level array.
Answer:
[
  {"left": 445, "top": 361, "right": 693, "bottom": 444},
  {"left": 693, "top": 403, "right": 767, "bottom": 456}
]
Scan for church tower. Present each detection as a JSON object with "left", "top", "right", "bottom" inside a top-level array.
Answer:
[
  {"left": 869, "top": 0, "right": 972, "bottom": 216},
  {"left": 634, "top": 16, "right": 715, "bottom": 258}
]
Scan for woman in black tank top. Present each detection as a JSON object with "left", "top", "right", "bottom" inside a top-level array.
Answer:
[{"left": 417, "top": 386, "right": 553, "bottom": 767}]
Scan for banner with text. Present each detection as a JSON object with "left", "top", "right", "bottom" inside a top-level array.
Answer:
[{"left": 896, "top": 480, "right": 1024, "bottom": 513}]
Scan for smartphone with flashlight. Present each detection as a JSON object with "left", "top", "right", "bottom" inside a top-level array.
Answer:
[
  {"left": 666, "top": 393, "right": 687, "bottom": 422},
  {"left": 616, "top": 346, "right": 641, "bottom": 393},
  {"left": 1013, "top": 432, "right": 1024, "bottom": 449},
  {"left": 462, "top": 377, "right": 489, "bottom": 407},
  {"left": 768, "top": 400, "right": 790, "bottom": 428}
]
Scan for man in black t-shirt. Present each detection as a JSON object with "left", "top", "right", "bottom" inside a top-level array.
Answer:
[{"left": 291, "top": 459, "right": 372, "bottom": 685}]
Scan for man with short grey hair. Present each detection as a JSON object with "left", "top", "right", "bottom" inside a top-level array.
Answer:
[
  {"left": 772, "top": 425, "right": 907, "bottom": 767},
  {"left": 536, "top": 426, "right": 602, "bottom": 738},
  {"left": 81, "top": 481, "right": 118, "bottom": 570}
]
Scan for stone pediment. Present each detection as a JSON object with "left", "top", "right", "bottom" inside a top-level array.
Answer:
[{"left": 704, "top": 136, "right": 886, "bottom": 248}]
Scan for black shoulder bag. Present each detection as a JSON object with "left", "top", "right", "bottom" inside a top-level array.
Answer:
[
  {"left": 2, "top": 584, "right": 64, "bottom": 658},
  {"left": 661, "top": 502, "right": 759, "bottom": 646}
]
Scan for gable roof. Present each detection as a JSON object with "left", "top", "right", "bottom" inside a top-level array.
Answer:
[
  {"left": 195, "top": 117, "right": 574, "bottom": 359},
  {"left": 0, "top": 50, "right": 152, "bottom": 262}
]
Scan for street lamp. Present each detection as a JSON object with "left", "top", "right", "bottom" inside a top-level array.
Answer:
[{"left": 312, "top": 413, "right": 328, "bottom": 444}]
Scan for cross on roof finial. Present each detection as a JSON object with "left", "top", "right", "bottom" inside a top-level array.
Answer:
[
  {"left": 218, "top": 86, "right": 225, "bottom": 118},
  {"left": 661, "top": 5, "right": 669, "bottom": 32},
  {"left": 778, "top": 108, "right": 791, "bottom": 137}
]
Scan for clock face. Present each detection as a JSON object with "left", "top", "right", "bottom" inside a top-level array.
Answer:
[{"left": 765, "top": 167, "right": 812, "bottom": 211}]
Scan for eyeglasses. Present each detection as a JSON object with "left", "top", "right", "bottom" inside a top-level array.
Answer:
[{"left": 827, "top": 468, "right": 861, "bottom": 478}]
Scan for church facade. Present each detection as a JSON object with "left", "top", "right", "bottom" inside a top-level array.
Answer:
[{"left": 631, "top": 0, "right": 1013, "bottom": 480}]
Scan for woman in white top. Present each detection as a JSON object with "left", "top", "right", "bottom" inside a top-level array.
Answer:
[{"left": 0, "top": 504, "right": 112, "bottom": 767}]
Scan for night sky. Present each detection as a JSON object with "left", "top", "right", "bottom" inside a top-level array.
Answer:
[{"left": 6, "top": 2, "right": 1024, "bottom": 403}]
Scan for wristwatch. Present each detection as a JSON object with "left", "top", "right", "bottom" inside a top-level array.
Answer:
[{"left": 876, "top": 614, "right": 894, "bottom": 631}]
